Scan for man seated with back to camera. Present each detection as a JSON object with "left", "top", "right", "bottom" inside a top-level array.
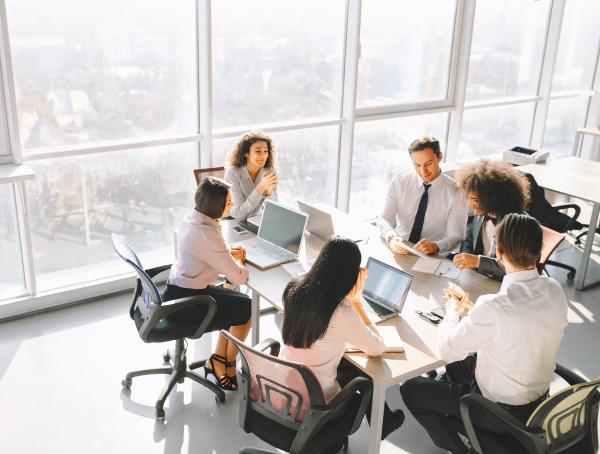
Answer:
[
  {"left": 400, "top": 213, "right": 568, "bottom": 454},
  {"left": 378, "top": 136, "right": 467, "bottom": 256}
]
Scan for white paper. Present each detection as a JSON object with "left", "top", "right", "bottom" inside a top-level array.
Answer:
[{"left": 412, "top": 256, "right": 462, "bottom": 279}]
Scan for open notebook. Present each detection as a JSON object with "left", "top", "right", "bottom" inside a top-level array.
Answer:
[{"left": 346, "top": 325, "right": 404, "bottom": 353}]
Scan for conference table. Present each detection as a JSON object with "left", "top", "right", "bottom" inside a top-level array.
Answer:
[
  {"left": 222, "top": 215, "right": 500, "bottom": 454},
  {"left": 520, "top": 156, "right": 600, "bottom": 290}
]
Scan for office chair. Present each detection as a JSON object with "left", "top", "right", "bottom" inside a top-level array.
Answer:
[
  {"left": 112, "top": 234, "right": 225, "bottom": 418},
  {"left": 523, "top": 172, "right": 584, "bottom": 281},
  {"left": 460, "top": 365, "right": 600, "bottom": 454},
  {"left": 539, "top": 226, "right": 566, "bottom": 276},
  {"left": 575, "top": 221, "right": 600, "bottom": 247},
  {"left": 221, "top": 330, "right": 373, "bottom": 454},
  {"left": 193, "top": 166, "right": 225, "bottom": 185}
]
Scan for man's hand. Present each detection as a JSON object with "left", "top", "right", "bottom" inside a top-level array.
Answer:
[
  {"left": 442, "top": 284, "right": 473, "bottom": 315},
  {"left": 453, "top": 253, "right": 480, "bottom": 269},
  {"left": 389, "top": 237, "right": 410, "bottom": 255},
  {"left": 414, "top": 239, "right": 439, "bottom": 255},
  {"left": 230, "top": 246, "right": 246, "bottom": 263}
]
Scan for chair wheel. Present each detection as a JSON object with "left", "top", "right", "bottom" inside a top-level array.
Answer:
[
  {"left": 215, "top": 392, "right": 225, "bottom": 404},
  {"left": 163, "top": 351, "right": 171, "bottom": 363},
  {"left": 156, "top": 408, "right": 165, "bottom": 419},
  {"left": 177, "top": 378, "right": 185, "bottom": 384},
  {"left": 567, "top": 271, "right": 575, "bottom": 281},
  {"left": 122, "top": 379, "right": 132, "bottom": 389}
]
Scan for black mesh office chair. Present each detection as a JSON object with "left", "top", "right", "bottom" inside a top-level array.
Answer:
[
  {"left": 221, "top": 330, "right": 373, "bottom": 454},
  {"left": 112, "top": 234, "right": 225, "bottom": 418},
  {"left": 523, "top": 173, "right": 584, "bottom": 280},
  {"left": 460, "top": 365, "right": 600, "bottom": 454}
]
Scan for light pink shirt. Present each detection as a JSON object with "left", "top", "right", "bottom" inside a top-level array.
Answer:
[
  {"left": 168, "top": 210, "right": 248, "bottom": 289},
  {"left": 282, "top": 299, "right": 385, "bottom": 403}
]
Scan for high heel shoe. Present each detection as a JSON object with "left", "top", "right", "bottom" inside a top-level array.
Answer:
[
  {"left": 225, "top": 358, "right": 238, "bottom": 388},
  {"left": 204, "top": 354, "right": 237, "bottom": 391}
]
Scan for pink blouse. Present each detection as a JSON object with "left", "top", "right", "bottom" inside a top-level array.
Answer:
[{"left": 282, "top": 299, "right": 385, "bottom": 402}]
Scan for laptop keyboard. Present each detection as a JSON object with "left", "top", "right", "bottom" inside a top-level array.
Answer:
[
  {"left": 248, "top": 238, "right": 295, "bottom": 260},
  {"left": 363, "top": 297, "right": 394, "bottom": 317}
]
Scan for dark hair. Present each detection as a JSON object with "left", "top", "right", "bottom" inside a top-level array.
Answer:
[
  {"left": 282, "top": 237, "right": 361, "bottom": 349},
  {"left": 194, "top": 176, "right": 230, "bottom": 219},
  {"left": 408, "top": 135, "right": 441, "bottom": 156},
  {"left": 455, "top": 159, "right": 530, "bottom": 219},
  {"left": 496, "top": 213, "right": 542, "bottom": 267},
  {"left": 226, "top": 130, "right": 276, "bottom": 169}
]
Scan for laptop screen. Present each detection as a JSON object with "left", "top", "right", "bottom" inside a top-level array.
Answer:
[
  {"left": 363, "top": 257, "right": 412, "bottom": 310},
  {"left": 258, "top": 200, "right": 307, "bottom": 254}
]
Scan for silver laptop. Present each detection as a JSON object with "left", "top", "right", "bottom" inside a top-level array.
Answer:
[
  {"left": 235, "top": 200, "right": 308, "bottom": 270},
  {"left": 297, "top": 199, "right": 366, "bottom": 242},
  {"left": 362, "top": 257, "right": 413, "bottom": 322}
]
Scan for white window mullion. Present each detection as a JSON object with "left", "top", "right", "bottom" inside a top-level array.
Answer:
[
  {"left": 530, "top": 0, "right": 566, "bottom": 149},
  {"left": 336, "top": 0, "right": 362, "bottom": 212},
  {"left": 14, "top": 180, "right": 36, "bottom": 296},
  {"left": 445, "top": 0, "right": 476, "bottom": 162},
  {"left": 198, "top": 0, "right": 213, "bottom": 167}
]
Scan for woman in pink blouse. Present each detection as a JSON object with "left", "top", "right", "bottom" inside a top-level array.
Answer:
[
  {"left": 163, "top": 177, "right": 251, "bottom": 391},
  {"left": 281, "top": 237, "right": 405, "bottom": 440}
]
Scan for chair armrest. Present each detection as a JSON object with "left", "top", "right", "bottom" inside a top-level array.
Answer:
[
  {"left": 326, "top": 376, "right": 372, "bottom": 434},
  {"left": 553, "top": 203, "right": 581, "bottom": 229},
  {"left": 254, "top": 338, "right": 280, "bottom": 357},
  {"left": 145, "top": 264, "right": 172, "bottom": 278},
  {"left": 460, "top": 394, "right": 545, "bottom": 454},
  {"left": 555, "top": 363, "right": 586, "bottom": 386},
  {"left": 145, "top": 295, "right": 218, "bottom": 339}
]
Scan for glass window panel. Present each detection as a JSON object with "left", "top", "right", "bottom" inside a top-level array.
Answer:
[
  {"left": 552, "top": 0, "right": 600, "bottom": 92},
  {"left": 211, "top": 0, "right": 346, "bottom": 128},
  {"left": 466, "top": 0, "right": 551, "bottom": 101},
  {"left": 25, "top": 144, "right": 198, "bottom": 291},
  {"left": 350, "top": 114, "right": 448, "bottom": 220},
  {"left": 457, "top": 103, "right": 535, "bottom": 162},
  {"left": 6, "top": 0, "right": 197, "bottom": 150},
  {"left": 0, "top": 184, "right": 26, "bottom": 300},
  {"left": 543, "top": 97, "right": 590, "bottom": 158},
  {"left": 213, "top": 126, "right": 339, "bottom": 207},
  {"left": 357, "top": 0, "right": 456, "bottom": 107}
]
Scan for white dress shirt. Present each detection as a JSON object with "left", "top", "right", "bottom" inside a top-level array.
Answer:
[
  {"left": 438, "top": 269, "right": 568, "bottom": 405},
  {"left": 224, "top": 166, "right": 278, "bottom": 220},
  {"left": 377, "top": 171, "right": 467, "bottom": 253},
  {"left": 282, "top": 299, "right": 385, "bottom": 403}
]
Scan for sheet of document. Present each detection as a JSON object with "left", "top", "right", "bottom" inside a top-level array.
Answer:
[{"left": 412, "top": 256, "right": 461, "bottom": 279}]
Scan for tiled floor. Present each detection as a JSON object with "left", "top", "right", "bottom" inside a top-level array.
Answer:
[{"left": 0, "top": 237, "right": 599, "bottom": 454}]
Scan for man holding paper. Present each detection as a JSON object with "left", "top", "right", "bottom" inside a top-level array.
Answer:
[{"left": 378, "top": 136, "right": 467, "bottom": 255}]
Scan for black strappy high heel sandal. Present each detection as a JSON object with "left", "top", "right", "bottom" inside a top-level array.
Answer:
[
  {"left": 204, "top": 354, "right": 237, "bottom": 391},
  {"left": 225, "top": 358, "right": 238, "bottom": 388}
]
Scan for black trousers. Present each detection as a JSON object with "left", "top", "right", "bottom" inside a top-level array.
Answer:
[
  {"left": 336, "top": 358, "right": 396, "bottom": 426},
  {"left": 162, "top": 284, "right": 251, "bottom": 332},
  {"left": 400, "top": 356, "right": 545, "bottom": 454}
]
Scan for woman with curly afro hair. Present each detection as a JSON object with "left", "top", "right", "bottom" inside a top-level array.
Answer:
[
  {"left": 452, "top": 159, "right": 530, "bottom": 281},
  {"left": 224, "top": 130, "right": 279, "bottom": 220}
]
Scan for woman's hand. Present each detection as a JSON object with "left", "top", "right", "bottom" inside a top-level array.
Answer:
[
  {"left": 453, "top": 253, "right": 480, "bottom": 269},
  {"left": 230, "top": 246, "right": 246, "bottom": 263},
  {"left": 256, "top": 171, "right": 278, "bottom": 195},
  {"left": 347, "top": 267, "right": 368, "bottom": 303}
]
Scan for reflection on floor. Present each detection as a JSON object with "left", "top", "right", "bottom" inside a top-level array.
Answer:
[{"left": 0, "top": 237, "right": 599, "bottom": 454}]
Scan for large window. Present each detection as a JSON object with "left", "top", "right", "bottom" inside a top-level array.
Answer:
[
  {"left": 0, "top": 185, "right": 26, "bottom": 299},
  {"left": 25, "top": 144, "right": 197, "bottom": 291},
  {"left": 350, "top": 113, "right": 448, "bottom": 220},
  {"left": 6, "top": 0, "right": 197, "bottom": 150},
  {"left": 357, "top": 0, "right": 457, "bottom": 107},
  {"left": 211, "top": 0, "right": 346, "bottom": 128}
]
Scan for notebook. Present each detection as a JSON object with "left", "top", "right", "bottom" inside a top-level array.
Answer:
[{"left": 233, "top": 200, "right": 308, "bottom": 270}]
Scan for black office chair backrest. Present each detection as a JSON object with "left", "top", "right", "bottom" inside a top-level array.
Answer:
[
  {"left": 111, "top": 233, "right": 163, "bottom": 319},
  {"left": 526, "top": 377, "right": 600, "bottom": 453}
]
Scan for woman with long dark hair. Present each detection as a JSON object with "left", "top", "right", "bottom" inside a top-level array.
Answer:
[
  {"left": 224, "top": 130, "right": 278, "bottom": 220},
  {"left": 282, "top": 237, "right": 405, "bottom": 440}
]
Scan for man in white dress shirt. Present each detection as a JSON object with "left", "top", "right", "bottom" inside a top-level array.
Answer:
[
  {"left": 400, "top": 213, "right": 568, "bottom": 454},
  {"left": 378, "top": 136, "right": 467, "bottom": 255}
]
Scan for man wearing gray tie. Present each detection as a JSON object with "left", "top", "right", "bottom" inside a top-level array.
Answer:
[{"left": 378, "top": 136, "right": 468, "bottom": 255}]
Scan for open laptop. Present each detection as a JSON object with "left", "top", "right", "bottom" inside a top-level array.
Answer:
[
  {"left": 234, "top": 200, "right": 308, "bottom": 270},
  {"left": 297, "top": 200, "right": 366, "bottom": 242},
  {"left": 362, "top": 257, "right": 413, "bottom": 322}
]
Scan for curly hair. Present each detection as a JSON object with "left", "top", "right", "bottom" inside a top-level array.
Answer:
[
  {"left": 226, "top": 130, "right": 276, "bottom": 169},
  {"left": 455, "top": 159, "right": 530, "bottom": 219}
]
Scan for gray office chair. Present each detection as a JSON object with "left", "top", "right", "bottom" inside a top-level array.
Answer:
[
  {"left": 222, "top": 330, "right": 373, "bottom": 454},
  {"left": 460, "top": 365, "right": 600, "bottom": 454},
  {"left": 112, "top": 233, "right": 225, "bottom": 418}
]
